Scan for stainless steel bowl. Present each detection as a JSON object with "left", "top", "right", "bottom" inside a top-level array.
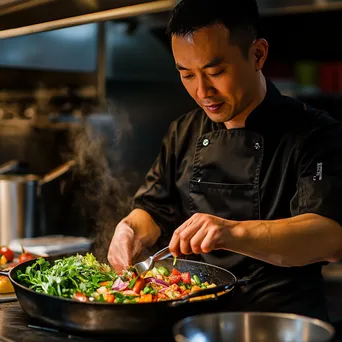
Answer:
[{"left": 173, "top": 312, "right": 335, "bottom": 342}]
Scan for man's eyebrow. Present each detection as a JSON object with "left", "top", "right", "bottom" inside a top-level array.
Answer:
[
  {"left": 175, "top": 63, "right": 188, "bottom": 71},
  {"left": 175, "top": 57, "right": 224, "bottom": 71},
  {"left": 202, "top": 57, "right": 224, "bottom": 69}
]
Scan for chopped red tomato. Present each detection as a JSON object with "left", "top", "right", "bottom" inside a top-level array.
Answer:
[
  {"left": 74, "top": 292, "right": 88, "bottom": 302},
  {"left": 181, "top": 272, "right": 191, "bottom": 284},
  {"left": 169, "top": 274, "right": 182, "bottom": 284},
  {"left": 171, "top": 268, "right": 181, "bottom": 276}
]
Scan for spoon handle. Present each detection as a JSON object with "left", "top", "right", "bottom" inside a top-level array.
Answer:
[{"left": 152, "top": 246, "right": 172, "bottom": 262}]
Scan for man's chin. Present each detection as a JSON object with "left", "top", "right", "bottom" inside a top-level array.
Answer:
[{"left": 203, "top": 110, "right": 233, "bottom": 123}]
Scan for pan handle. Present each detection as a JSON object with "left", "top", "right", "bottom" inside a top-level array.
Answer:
[
  {"left": 0, "top": 270, "right": 9, "bottom": 276},
  {"left": 169, "top": 266, "right": 264, "bottom": 307}
]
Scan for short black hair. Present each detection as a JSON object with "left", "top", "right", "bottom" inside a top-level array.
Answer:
[{"left": 166, "top": 0, "right": 260, "bottom": 59}]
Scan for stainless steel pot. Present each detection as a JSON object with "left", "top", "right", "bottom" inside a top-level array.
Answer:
[
  {"left": 0, "top": 160, "right": 75, "bottom": 245},
  {"left": 173, "top": 312, "right": 335, "bottom": 342}
]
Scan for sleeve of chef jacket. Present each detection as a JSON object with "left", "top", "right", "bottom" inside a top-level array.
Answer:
[
  {"left": 291, "top": 123, "right": 342, "bottom": 226},
  {"left": 132, "top": 121, "right": 184, "bottom": 238}
]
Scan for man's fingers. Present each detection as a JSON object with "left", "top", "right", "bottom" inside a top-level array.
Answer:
[
  {"left": 169, "top": 217, "right": 193, "bottom": 256},
  {"left": 201, "top": 228, "right": 218, "bottom": 253},
  {"left": 189, "top": 227, "right": 207, "bottom": 254},
  {"left": 169, "top": 229, "right": 181, "bottom": 257}
]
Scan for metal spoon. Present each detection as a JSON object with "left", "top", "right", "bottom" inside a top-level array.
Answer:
[{"left": 133, "top": 246, "right": 172, "bottom": 276}]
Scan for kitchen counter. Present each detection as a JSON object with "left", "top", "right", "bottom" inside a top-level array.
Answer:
[{"left": 0, "top": 301, "right": 175, "bottom": 342}]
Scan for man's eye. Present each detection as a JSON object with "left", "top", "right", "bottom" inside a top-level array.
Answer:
[
  {"left": 182, "top": 74, "right": 194, "bottom": 79},
  {"left": 209, "top": 70, "right": 224, "bottom": 77}
]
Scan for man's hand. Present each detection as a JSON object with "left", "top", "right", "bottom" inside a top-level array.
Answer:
[
  {"left": 170, "top": 212, "right": 342, "bottom": 267},
  {"left": 107, "top": 209, "right": 162, "bottom": 271},
  {"left": 169, "top": 213, "right": 233, "bottom": 256},
  {"left": 107, "top": 220, "right": 143, "bottom": 271}
]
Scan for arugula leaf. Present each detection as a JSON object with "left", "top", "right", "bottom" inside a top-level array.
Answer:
[{"left": 17, "top": 253, "right": 118, "bottom": 299}]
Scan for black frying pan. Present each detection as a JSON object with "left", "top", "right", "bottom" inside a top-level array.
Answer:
[{"left": 0, "top": 257, "right": 263, "bottom": 336}]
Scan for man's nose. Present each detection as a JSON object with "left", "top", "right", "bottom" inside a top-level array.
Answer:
[{"left": 197, "top": 76, "right": 215, "bottom": 99}]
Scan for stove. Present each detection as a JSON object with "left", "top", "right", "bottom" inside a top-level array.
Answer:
[{"left": 0, "top": 302, "right": 175, "bottom": 342}]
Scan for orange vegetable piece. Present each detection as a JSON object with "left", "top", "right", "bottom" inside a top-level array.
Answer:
[{"left": 139, "top": 293, "right": 153, "bottom": 303}]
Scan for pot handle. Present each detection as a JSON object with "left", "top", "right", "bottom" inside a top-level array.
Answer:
[
  {"left": 0, "top": 270, "right": 10, "bottom": 276},
  {"left": 39, "top": 160, "right": 76, "bottom": 186},
  {"left": 169, "top": 266, "right": 264, "bottom": 308},
  {"left": 0, "top": 160, "right": 19, "bottom": 174}
]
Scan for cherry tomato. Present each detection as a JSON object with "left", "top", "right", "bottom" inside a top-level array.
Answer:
[
  {"left": 181, "top": 272, "right": 191, "bottom": 284},
  {"left": 0, "top": 247, "right": 14, "bottom": 262},
  {"left": 18, "top": 252, "right": 34, "bottom": 263},
  {"left": 74, "top": 292, "right": 88, "bottom": 302}
]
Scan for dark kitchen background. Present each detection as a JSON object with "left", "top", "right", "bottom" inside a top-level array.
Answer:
[{"left": 1, "top": 0, "right": 342, "bottom": 334}]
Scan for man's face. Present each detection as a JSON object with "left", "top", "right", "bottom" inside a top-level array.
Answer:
[{"left": 172, "top": 24, "right": 263, "bottom": 123}]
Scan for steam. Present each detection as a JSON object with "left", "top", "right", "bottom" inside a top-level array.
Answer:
[{"left": 66, "top": 100, "right": 136, "bottom": 263}]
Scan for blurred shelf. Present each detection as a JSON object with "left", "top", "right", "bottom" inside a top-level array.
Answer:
[{"left": 260, "top": 1, "right": 342, "bottom": 16}]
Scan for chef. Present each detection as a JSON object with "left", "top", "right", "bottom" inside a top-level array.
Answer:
[{"left": 108, "top": 0, "right": 342, "bottom": 321}]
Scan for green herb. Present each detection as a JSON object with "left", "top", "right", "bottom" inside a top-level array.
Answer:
[
  {"left": 16, "top": 253, "right": 117, "bottom": 299},
  {"left": 173, "top": 257, "right": 177, "bottom": 266},
  {"left": 150, "top": 289, "right": 158, "bottom": 295}
]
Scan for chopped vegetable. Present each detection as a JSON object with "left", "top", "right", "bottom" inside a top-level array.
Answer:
[
  {"left": 193, "top": 275, "right": 201, "bottom": 286},
  {"left": 16, "top": 253, "right": 217, "bottom": 304},
  {"left": 157, "top": 266, "right": 169, "bottom": 276},
  {"left": 0, "top": 275, "right": 14, "bottom": 293}
]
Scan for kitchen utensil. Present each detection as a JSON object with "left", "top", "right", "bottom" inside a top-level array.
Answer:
[
  {"left": 173, "top": 312, "right": 335, "bottom": 342},
  {"left": 0, "top": 257, "right": 262, "bottom": 336},
  {"left": 133, "top": 246, "right": 172, "bottom": 275},
  {"left": 0, "top": 160, "right": 75, "bottom": 245}
]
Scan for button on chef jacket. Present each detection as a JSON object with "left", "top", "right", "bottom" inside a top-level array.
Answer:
[{"left": 133, "top": 79, "right": 342, "bottom": 321}]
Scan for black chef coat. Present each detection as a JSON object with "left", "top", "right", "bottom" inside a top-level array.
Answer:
[{"left": 133, "top": 79, "right": 342, "bottom": 321}]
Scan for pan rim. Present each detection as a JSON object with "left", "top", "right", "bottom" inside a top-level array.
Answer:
[
  {"left": 9, "top": 257, "right": 236, "bottom": 306},
  {"left": 172, "top": 311, "right": 336, "bottom": 338}
]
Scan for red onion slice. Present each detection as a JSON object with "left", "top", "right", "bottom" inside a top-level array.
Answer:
[
  {"left": 112, "top": 277, "right": 129, "bottom": 291},
  {"left": 144, "top": 277, "right": 169, "bottom": 287}
]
